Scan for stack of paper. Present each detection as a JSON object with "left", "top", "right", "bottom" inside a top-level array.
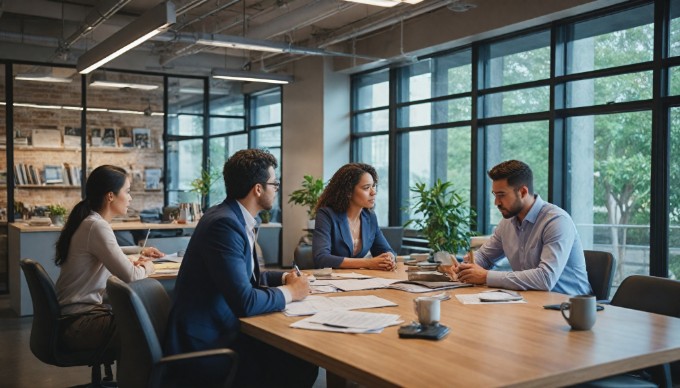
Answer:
[
  {"left": 455, "top": 290, "right": 526, "bottom": 304},
  {"left": 291, "top": 310, "right": 402, "bottom": 333},
  {"left": 284, "top": 295, "right": 397, "bottom": 316}
]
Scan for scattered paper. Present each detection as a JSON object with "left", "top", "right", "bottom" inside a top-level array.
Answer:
[
  {"left": 284, "top": 295, "right": 397, "bottom": 316},
  {"left": 291, "top": 310, "right": 402, "bottom": 333},
  {"left": 455, "top": 293, "right": 527, "bottom": 305},
  {"left": 153, "top": 252, "right": 183, "bottom": 263},
  {"left": 328, "top": 278, "right": 400, "bottom": 291}
]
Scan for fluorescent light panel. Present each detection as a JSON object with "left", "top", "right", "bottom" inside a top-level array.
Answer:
[
  {"left": 89, "top": 80, "right": 159, "bottom": 90},
  {"left": 15, "top": 75, "right": 73, "bottom": 83},
  {"left": 196, "top": 35, "right": 285, "bottom": 53},
  {"left": 211, "top": 69, "right": 293, "bottom": 85},
  {"left": 343, "top": 0, "right": 422, "bottom": 6},
  {"left": 77, "top": 2, "right": 176, "bottom": 74}
]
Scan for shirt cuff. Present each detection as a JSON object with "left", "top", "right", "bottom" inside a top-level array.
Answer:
[
  {"left": 277, "top": 286, "right": 293, "bottom": 304},
  {"left": 485, "top": 270, "right": 502, "bottom": 287},
  {"left": 122, "top": 246, "right": 142, "bottom": 255}
]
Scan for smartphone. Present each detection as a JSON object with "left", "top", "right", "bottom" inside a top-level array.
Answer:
[{"left": 543, "top": 303, "right": 604, "bottom": 311}]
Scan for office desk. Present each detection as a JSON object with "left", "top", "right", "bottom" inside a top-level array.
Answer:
[{"left": 240, "top": 265, "right": 680, "bottom": 387}]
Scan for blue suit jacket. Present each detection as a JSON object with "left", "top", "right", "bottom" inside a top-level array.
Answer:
[
  {"left": 312, "top": 207, "right": 395, "bottom": 268},
  {"left": 164, "top": 199, "right": 285, "bottom": 355}
]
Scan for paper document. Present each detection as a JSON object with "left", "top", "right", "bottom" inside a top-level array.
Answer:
[
  {"left": 332, "top": 272, "right": 373, "bottom": 279},
  {"left": 290, "top": 310, "right": 402, "bottom": 333},
  {"left": 284, "top": 295, "right": 397, "bottom": 316},
  {"left": 455, "top": 292, "right": 527, "bottom": 305},
  {"left": 153, "top": 252, "right": 183, "bottom": 263},
  {"left": 388, "top": 280, "right": 472, "bottom": 293},
  {"left": 328, "top": 278, "right": 399, "bottom": 291}
]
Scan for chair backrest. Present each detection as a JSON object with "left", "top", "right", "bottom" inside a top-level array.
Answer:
[
  {"left": 106, "top": 277, "right": 171, "bottom": 388},
  {"left": 380, "top": 226, "right": 404, "bottom": 255},
  {"left": 294, "top": 244, "right": 315, "bottom": 269},
  {"left": 19, "top": 258, "right": 62, "bottom": 365},
  {"left": 583, "top": 250, "right": 615, "bottom": 300},
  {"left": 610, "top": 275, "right": 680, "bottom": 317}
]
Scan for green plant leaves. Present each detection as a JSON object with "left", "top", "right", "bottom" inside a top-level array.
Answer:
[{"left": 288, "top": 175, "right": 325, "bottom": 219}]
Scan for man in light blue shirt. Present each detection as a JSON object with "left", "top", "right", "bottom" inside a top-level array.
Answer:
[{"left": 453, "top": 160, "right": 592, "bottom": 295}]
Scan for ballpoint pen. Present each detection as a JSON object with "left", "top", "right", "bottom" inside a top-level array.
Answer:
[
  {"left": 140, "top": 228, "right": 151, "bottom": 256},
  {"left": 293, "top": 261, "right": 302, "bottom": 277}
]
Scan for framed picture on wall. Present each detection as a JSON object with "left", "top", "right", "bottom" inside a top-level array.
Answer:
[
  {"left": 132, "top": 128, "right": 151, "bottom": 148},
  {"left": 90, "top": 128, "right": 102, "bottom": 147},
  {"left": 102, "top": 128, "right": 117, "bottom": 147},
  {"left": 32, "top": 129, "right": 62, "bottom": 148},
  {"left": 118, "top": 128, "right": 133, "bottom": 148},
  {"left": 63, "top": 126, "right": 81, "bottom": 148},
  {"left": 145, "top": 168, "right": 162, "bottom": 191},
  {"left": 43, "top": 165, "right": 63, "bottom": 184}
]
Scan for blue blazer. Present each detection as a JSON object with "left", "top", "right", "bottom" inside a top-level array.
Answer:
[
  {"left": 312, "top": 207, "right": 395, "bottom": 268},
  {"left": 164, "top": 199, "right": 285, "bottom": 355}
]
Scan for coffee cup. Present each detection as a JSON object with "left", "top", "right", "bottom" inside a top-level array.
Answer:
[
  {"left": 560, "top": 295, "right": 597, "bottom": 330},
  {"left": 413, "top": 296, "right": 440, "bottom": 326},
  {"left": 411, "top": 253, "right": 430, "bottom": 262}
]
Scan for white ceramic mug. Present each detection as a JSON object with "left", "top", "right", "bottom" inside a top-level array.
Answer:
[
  {"left": 413, "top": 296, "right": 440, "bottom": 326},
  {"left": 411, "top": 253, "right": 430, "bottom": 262},
  {"left": 560, "top": 295, "right": 597, "bottom": 330}
]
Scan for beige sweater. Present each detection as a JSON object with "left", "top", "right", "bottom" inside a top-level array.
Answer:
[{"left": 55, "top": 212, "right": 154, "bottom": 314}]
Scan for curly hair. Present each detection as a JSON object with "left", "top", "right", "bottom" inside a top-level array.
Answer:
[
  {"left": 223, "top": 149, "right": 278, "bottom": 200},
  {"left": 315, "top": 163, "right": 378, "bottom": 213},
  {"left": 487, "top": 159, "right": 533, "bottom": 194}
]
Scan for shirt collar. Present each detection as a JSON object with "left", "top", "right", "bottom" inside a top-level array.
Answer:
[
  {"left": 512, "top": 194, "right": 544, "bottom": 226},
  {"left": 236, "top": 201, "right": 257, "bottom": 233}
]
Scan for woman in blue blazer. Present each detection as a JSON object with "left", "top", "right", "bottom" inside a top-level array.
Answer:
[{"left": 312, "top": 163, "right": 396, "bottom": 270}]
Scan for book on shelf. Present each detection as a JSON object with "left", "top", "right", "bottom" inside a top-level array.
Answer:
[
  {"left": 43, "top": 164, "right": 63, "bottom": 184},
  {"left": 63, "top": 126, "right": 82, "bottom": 148},
  {"left": 117, "top": 128, "right": 133, "bottom": 148},
  {"left": 102, "top": 128, "right": 117, "bottom": 147}
]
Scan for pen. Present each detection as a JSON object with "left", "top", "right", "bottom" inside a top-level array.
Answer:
[
  {"left": 293, "top": 261, "right": 302, "bottom": 277},
  {"left": 140, "top": 228, "right": 150, "bottom": 256}
]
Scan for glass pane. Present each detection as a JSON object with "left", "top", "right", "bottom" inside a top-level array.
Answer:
[
  {"left": 486, "top": 30, "right": 550, "bottom": 87},
  {"left": 567, "top": 4, "right": 653, "bottom": 74},
  {"left": 565, "top": 71, "right": 652, "bottom": 108},
  {"left": 485, "top": 121, "right": 549, "bottom": 229},
  {"left": 355, "top": 135, "right": 389, "bottom": 226},
  {"left": 482, "top": 86, "right": 549, "bottom": 118},
  {"left": 568, "top": 111, "right": 651, "bottom": 286},
  {"left": 252, "top": 127, "right": 281, "bottom": 149},
  {"left": 355, "top": 109, "right": 389, "bottom": 133},
  {"left": 398, "top": 50, "right": 471, "bottom": 103},
  {"left": 210, "top": 117, "right": 243, "bottom": 135},
  {"left": 354, "top": 69, "right": 389, "bottom": 110},
  {"left": 397, "top": 97, "right": 471, "bottom": 127},
  {"left": 671, "top": 0, "right": 680, "bottom": 57},
  {"left": 400, "top": 127, "right": 472, "bottom": 225},
  {"left": 669, "top": 66, "right": 680, "bottom": 96},
  {"left": 167, "top": 139, "right": 203, "bottom": 205},
  {"left": 668, "top": 107, "right": 680, "bottom": 278},
  {"left": 168, "top": 77, "right": 204, "bottom": 136},
  {"left": 210, "top": 80, "right": 244, "bottom": 116},
  {"left": 251, "top": 89, "right": 281, "bottom": 126}
]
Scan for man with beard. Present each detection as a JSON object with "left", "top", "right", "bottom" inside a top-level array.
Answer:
[
  {"left": 164, "top": 149, "right": 318, "bottom": 387},
  {"left": 451, "top": 160, "right": 591, "bottom": 295}
]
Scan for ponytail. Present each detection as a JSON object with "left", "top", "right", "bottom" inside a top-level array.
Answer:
[{"left": 55, "top": 200, "right": 91, "bottom": 266}]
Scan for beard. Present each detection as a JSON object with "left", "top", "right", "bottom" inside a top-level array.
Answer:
[
  {"left": 497, "top": 196, "right": 523, "bottom": 219},
  {"left": 257, "top": 194, "right": 274, "bottom": 211}
]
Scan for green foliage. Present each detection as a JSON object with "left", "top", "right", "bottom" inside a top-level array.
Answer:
[
  {"left": 46, "top": 204, "right": 67, "bottom": 216},
  {"left": 405, "top": 179, "right": 476, "bottom": 254},
  {"left": 190, "top": 168, "right": 221, "bottom": 197},
  {"left": 288, "top": 175, "right": 325, "bottom": 220},
  {"left": 259, "top": 209, "right": 272, "bottom": 224}
]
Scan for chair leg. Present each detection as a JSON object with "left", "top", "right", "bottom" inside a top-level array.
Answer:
[
  {"left": 91, "top": 364, "right": 102, "bottom": 387},
  {"left": 103, "top": 363, "right": 114, "bottom": 382}
]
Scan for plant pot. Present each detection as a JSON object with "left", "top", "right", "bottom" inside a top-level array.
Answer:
[
  {"left": 433, "top": 251, "right": 453, "bottom": 265},
  {"left": 49, "top": 215, "right": 64, "bottom": 226},
  {"left": 307, "top": 219, "right": 315, "bottom": 230}
]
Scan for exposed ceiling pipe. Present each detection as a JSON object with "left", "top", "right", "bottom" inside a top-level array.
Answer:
[
  {"left": 61, "top": 0, "right": 132, "bottom": 50},
  {"left": 172, "top": 0, "right": 240, "bottom": 31}
]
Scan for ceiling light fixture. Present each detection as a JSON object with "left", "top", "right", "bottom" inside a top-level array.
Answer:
[
  {"left": 211, "top": 69, "right": 293, "bottom": 85},
  {"left": 15, "top": 74, "right": 73, "bottom": 83},
  {"left": 89, "top": 80, "right": 159, "bottom": 90},
  {"left": 77, "top": 1, "right": 176, "bottom": 74},
  {"left": 342, "top": 0, "right": 423, "bottom": 7}
]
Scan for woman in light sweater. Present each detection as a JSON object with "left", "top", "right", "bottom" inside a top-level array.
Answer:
[{"left": 54, "top": 164, "right": 163, "bottom": 355}]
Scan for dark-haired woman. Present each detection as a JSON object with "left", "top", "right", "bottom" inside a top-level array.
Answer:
[
  {"left": 312, "top": 163, "right": 396, "bottom": 270},
  {"left": 54, "top": 165, "right": 163, "bottom": 356}
]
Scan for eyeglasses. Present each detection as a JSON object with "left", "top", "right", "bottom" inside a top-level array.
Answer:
[{"left": 260, "top": 181, "right": 281, "bottom": 190}]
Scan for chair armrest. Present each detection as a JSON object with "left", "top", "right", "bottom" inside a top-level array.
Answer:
[{"left": 151, "top": 349, "right": 238, "bottom": 388}]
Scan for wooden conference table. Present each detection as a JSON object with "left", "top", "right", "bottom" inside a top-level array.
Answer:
[{"left": 238, "top": 264, "right": 680, "bottom": 387}]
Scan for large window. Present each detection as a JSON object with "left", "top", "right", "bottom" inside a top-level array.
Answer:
[{"left": 351, "top": 0, "right": 676, "bottom": 284}]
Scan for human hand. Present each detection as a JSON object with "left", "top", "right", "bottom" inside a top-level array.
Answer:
[
  {"left": 456, "top": 263, "right": 488, "bottom": 285},
  {"left": 141, "top": 247, "right": 164, "bottom": 258},
  {"left": 286, "top": 272, "right": 311, "bottom": 301},
  {"left": 368, "top": 254, "right": 396, "bottom": 271}
]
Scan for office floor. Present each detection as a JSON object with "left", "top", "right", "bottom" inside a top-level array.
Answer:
[{"left": 0, "top": 294, "right": 327, "bottom": 388}]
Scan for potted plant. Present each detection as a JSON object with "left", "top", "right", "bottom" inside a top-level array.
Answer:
[
  {"left": 190, "top": 166, "right": 222, "bottom": 211},
  {"left": 288, "top": 175, "right": 324, "bottom": 229},
  {"left": 46, "top": 204, "right": 68, "bottom": 226},
  {"left": 405, "top": 179, "right": 476, "bottom": 263},
  {"left": 259, "top": 209, "right": 272, "bottom": 224}
]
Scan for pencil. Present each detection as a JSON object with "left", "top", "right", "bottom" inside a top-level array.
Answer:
[{"left": 140, "top": 228, "right": 150, "bottom": 255}]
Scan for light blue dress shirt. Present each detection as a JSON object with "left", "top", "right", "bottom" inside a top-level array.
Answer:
[{"left": 475, "top": 195, "right": 592, "bottom": 296}]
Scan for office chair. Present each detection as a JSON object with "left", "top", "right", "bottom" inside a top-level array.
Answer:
[
  {"left": 581, "top": 275, "right": 680, "bottom": 388},
  {"left": 106, "top": 277, "right": 238, "bottom": 388},
  {"left": 583, "top": 250, "right": 615, "bottom": 301},
  {"left": 380, "top": 226, "right": 404, "bottom": 255},
  {"left": 293, "top": 243, "right": 315, "bottom": 269},
  {"left": 19, "top": 258, "right": 113, "bottom": 387}
]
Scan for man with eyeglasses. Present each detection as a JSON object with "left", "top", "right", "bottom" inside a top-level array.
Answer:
[
  {"left": 165, "top": 149, "right": 318, "bottom": 387},
  {"left": 451, "top": 160, "right": 592, "bottom": 296}
]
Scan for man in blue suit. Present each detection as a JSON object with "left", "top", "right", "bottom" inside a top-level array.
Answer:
[{"left": 165, "top": 149, "right": 318, "bottom": 387}]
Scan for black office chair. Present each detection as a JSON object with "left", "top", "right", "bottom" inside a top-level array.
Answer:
[
  {"left": 294, "top": 243, "right": 315, "bottom": 269},
  {"left": 583, "top": 250, "right": 615, "bottom": 301},
  {"left": 19, "top": 258, "right": 113, "bottom": 387},
  {"left": 581, "top": 275, "right": 680, "bottom": 388},
  {"left": 380, "top": 226, "right": 404, "bottom": 255},
  {"left": 106, "top": 277, "right": 238, "bottom": 388}
]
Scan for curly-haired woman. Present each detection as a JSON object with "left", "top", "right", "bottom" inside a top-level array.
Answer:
[{"left": 312, "top": 163, "right": 396, "bottom": 270}]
